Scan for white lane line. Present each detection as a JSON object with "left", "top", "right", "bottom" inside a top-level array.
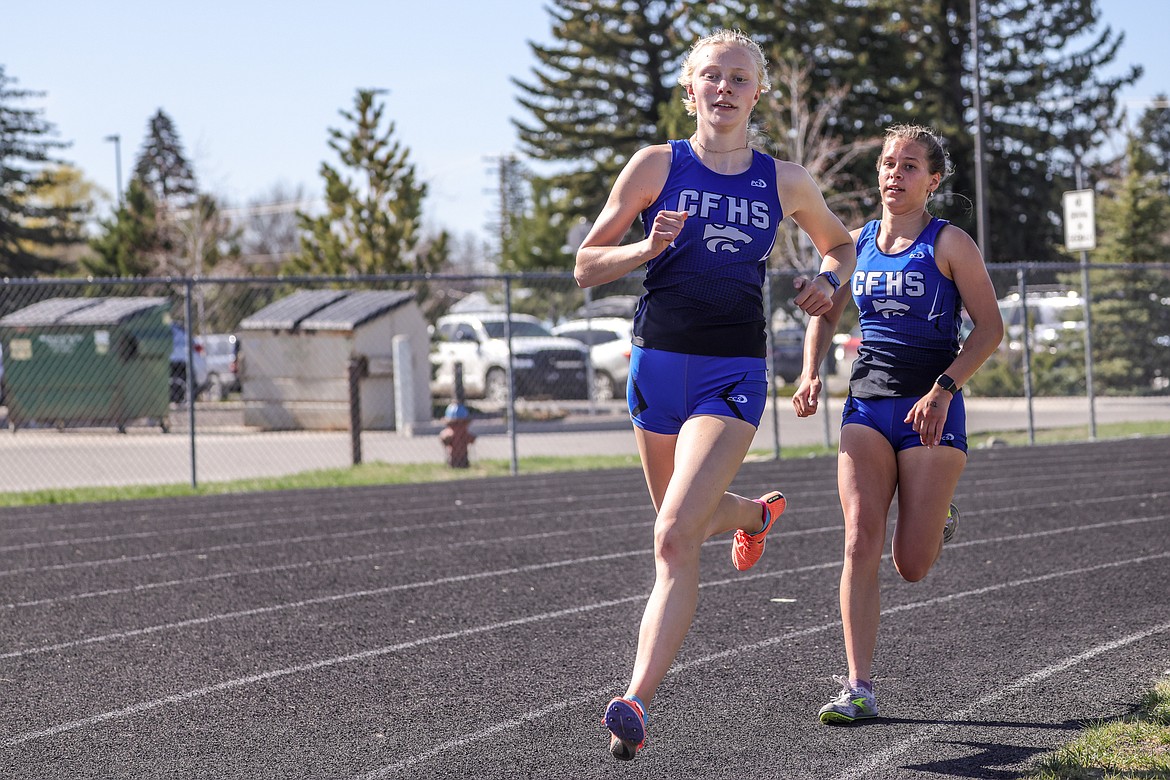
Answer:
[
  {"left": 1, "top": 473, "right": 1164, "bottom": 559},
  {"left": 0, "top": 593, "right": 647, "bottom": 748},
  {"left": 6, "top": 550, "right": 1169, "bottom": 751},
  {"left": 5, "top": 511, "right": 1165, "bottom": 657},
  {"left": 0, "top": 546, "right": 655, "bottom": 661},
  {"left": 0, "top": 502, "right": 651, "bottom": 578},
  {"left": 3, "top": 479, "right": 1164, "bottom": 584},
  {"left": 831, "top": 621, "right": 1170, "bottom": 780},
  {"left": 0, "top": 486, "right": 654, "bottom": 547},
  {"left": 351, "top": 552, "right": 1170, "bottom": 778},
  {"left": 3, "top": 513, "right": 1166, "bottom": 658},
  {"left": 0, "top": 520, "right": 653, "bottom": 611}
]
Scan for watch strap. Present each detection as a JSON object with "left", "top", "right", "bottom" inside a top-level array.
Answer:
[{"left": 816, "top": 270, "right": 841, "bottom": 291}]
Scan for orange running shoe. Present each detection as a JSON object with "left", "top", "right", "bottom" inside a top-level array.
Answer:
[
  {"left": 732, "top": 491, "right": 786, "bottom": 571},
  {"left": 603, "top": 696, "right": 646, "bottom": 761}
]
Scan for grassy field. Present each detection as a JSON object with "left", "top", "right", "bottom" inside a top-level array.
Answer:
[{"left": 1021, "top": 677, "right": 1170, "bottom": 779}]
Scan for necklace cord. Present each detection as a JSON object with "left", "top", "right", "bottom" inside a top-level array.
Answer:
[{"left": 690, "top": 135, "right": 749, "bottom": 154}]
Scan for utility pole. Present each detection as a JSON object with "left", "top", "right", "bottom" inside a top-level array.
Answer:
[
  {"left": 969, "top": 0, "right": 989, "bottom": 258},
  {"left": 104, "top": 134, "right": 123, "bottom": 208}
]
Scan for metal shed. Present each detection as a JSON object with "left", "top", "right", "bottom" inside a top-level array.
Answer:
[
  {"left": 0, "top": 296, "right": 172, "bottom": 432},
  {"left": 237, "top": 289, "right": 431, "bottom": 431}
]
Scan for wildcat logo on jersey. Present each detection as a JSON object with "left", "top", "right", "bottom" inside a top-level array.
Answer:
[
  {"left": 873, "top": 299, "right": 911, "bottom": 318},
  {"left": 704, "top": 224, "right": 752, "bottom": 253}
]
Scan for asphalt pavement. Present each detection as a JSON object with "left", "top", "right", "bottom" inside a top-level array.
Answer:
[{"left": 1, "top": 434, "right": 1168, "bottom": 778}]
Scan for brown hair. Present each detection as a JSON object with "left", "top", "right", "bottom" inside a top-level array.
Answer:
[{"left": 882, "top": 124, "right": 953, "bottom": 181}]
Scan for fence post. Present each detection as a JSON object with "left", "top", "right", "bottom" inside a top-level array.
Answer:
[
  {"left": 348, "top": 355, "right": 368, "bottom": 465},
  {"left": 504, "top": 276, "right": 518, "bottom": 476},
  {"left": 1017, "top": 268, "right": 1036, "bottom": 445},
  {"left": 392, "top": 335, "right": 414, "bottom": 435},
  {"left": 184, "top": 281, "right": 197, "bottom": 489},
  {"left": 1080, "top": 254, "right": 1098, "bottom": 440}
]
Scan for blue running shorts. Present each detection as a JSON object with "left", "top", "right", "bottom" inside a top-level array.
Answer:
[
  {"left": 627, "top": 345, "right": 768, "bottom": 435},
  {"left": 841, "top": 393, "right": 968, "bottom": 453}
]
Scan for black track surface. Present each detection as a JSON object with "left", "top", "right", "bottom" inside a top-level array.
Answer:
[{"left": 2, "top": 437, "right": 1169, "bottom": 779}]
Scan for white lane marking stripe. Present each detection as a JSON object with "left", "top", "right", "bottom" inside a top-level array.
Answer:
[
  {"left": 6, "top": 550, "right": 1169, "bottom": 752},
  {"left": 4, "top": 514, "right": 1167, "bottom": 658},
  {"left": 353, "top": 553, "right": 1170, "bottom": 778},
  {"left": 831, "top": 621, "right": 1170, "bottom": 780}
]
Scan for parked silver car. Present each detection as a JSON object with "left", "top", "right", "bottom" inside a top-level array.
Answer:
[
  {"left": 551, "top": 317, "right": 633, "bottom": 402},
  {"left": 170, "top": 323, "right": 209, "bottom": 405},
  {"left": 196, "top": 333, "right": 240, "bottom": 401}
]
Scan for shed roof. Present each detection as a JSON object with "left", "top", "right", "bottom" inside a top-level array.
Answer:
[
  {"left": 239, "top": 290, "right": 415, "bottom": 332},
  {"left": 0, "top": 296, "right": 170, "bottom": 328},
  {"left": 300, "top": 290, "right": 415, "bottom": 331}
]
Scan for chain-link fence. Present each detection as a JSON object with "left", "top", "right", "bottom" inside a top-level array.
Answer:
[{"left": 0, "top": 264, "right": 1167, "bottom": 494}]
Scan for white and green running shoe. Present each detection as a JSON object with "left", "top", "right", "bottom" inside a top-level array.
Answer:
[
  {"left": 818, "top": 676, "right": 879, "bottom": 724},
  {"left": 943, "top": 503, "right": 960, "bottom": 544}
]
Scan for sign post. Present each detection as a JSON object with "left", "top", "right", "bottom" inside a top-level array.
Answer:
[
  {"left": 1063, "top": 188, "right": 1097, "bottom": 439},
  {"left": 1062, "top": 189, "right": 1096, "bottom": 251}
]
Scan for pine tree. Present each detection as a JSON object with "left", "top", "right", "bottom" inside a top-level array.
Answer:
[
  {"left": 0, "top": 66, "right": 89, "bottom": 276},
  {"left": 514, "top": 1, "right": 1138, "bottom": 266},
  {"left": 1085, "top": 131, "right": 1170, "bottom": 393},
  {"left": 289, "top": 89, "right": 447, "bottom": 279},
  {"left": 133, "top": 109, "right": 198, "bottom": 209},
  {"left": 1132, "top": 94, "right": 1170, "bottom": 184},
  {"left": 513, "top": 0, "right": 691, "bottom": 222},
  {"left": 84, "top": 178, "right": 162, "bottom": 278}
]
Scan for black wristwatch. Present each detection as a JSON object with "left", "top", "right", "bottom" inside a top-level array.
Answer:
[
  {"left": 936, "top": 373, "right": 959, "bottom": 394},
  {"left": 816, "top": 270, "right": 841, "bottom": 292}
]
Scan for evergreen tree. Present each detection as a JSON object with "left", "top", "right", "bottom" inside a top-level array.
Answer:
[
  {"left": 1084, "top": 133, "right": 1170, "bottom": 393},
  {"left": 734, "top": 0, "right": 1137, "bottom": 263},
  {"left": 513, "top": 0, "right": 692, "bottom": 223},
  {"left": 505, "top": 176, "right": 576, "bottom": 272},
  {"left": 0, "top": 66, "right": 89, "bottom": 276},
  {"left": 84, "top": 178, "right": 166, "bottom": 278},
  {"left": 514, "top": 1, "right": 1137, "bottom": 266},
  {"left": 289, "top": 89, "right": 448, "bottom": 280},
  {"left": 133, "top": 109, "right": 198, "bottom": 209},
  {"left": 1132, "top": 94, "right": 1170, "bottom": 184}
]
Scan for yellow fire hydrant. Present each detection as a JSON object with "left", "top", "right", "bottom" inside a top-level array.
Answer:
[{"left": 439, "top": 402, "right": 475, "bottom": 468}]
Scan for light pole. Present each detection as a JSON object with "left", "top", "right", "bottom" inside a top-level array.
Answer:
[
  {"left": 104, "top": 134, "right": 123, "bottom": 208},
  {"left": 969, "top": 0, "right": 989, "bottom": 258}
]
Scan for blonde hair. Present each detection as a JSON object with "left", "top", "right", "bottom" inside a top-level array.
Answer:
[
  {"left": 881, "top": 124, "right": 953, "bottom": 181},
  {"left": 678, "top": 29, "right": 771, "bottom": 117}
]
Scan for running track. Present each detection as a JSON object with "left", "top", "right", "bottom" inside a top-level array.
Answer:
[{"left": 2, "top": 436, "right": 1168, "bottom": 779}]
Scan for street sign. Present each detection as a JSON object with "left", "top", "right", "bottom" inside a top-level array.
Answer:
[{"left": 1062, "top": 189, "right": 1096, "bottom": 251}]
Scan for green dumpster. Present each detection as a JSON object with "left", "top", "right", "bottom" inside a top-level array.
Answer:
[{"left": 0, "top": 296, "right": 173, "bottom": 433}]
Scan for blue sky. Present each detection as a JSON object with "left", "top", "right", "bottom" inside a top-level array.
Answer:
[{"left": 2, "top": 1, "right": 1165, "bottom": 244}]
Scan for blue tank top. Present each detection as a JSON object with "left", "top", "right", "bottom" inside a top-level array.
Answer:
[
  {"left": 849, "top": 217, "right": 962, "bottom": 398},
  {"left": 632, "top": 139, "right": 782, "bottom": 358}
]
